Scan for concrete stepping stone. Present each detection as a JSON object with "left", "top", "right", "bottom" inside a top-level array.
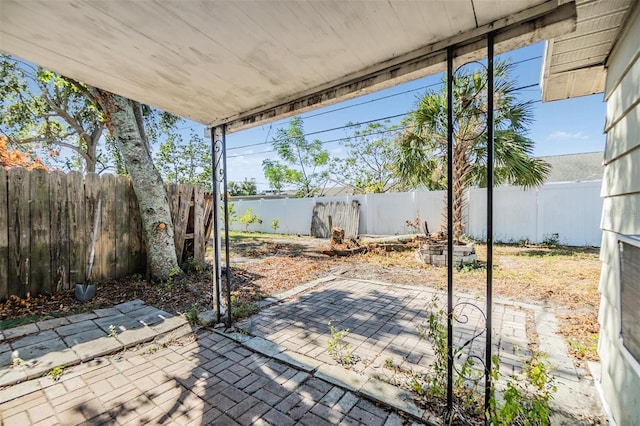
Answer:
[
  {"left": 115, "top": 299, "right": 146, "bottom": 314},
  {"left": 73, "top": 335, "right": 123, "bottom": 361},
  {"left": 11, "top": 330, "right": 58, "bottom": 350},
  {"left": 36, "top": 317, "right": 70, "bottom": 331},
  {"left": 2, "top": 323, "right": 38, "bottom": 341},
  {"left": 57, "top": 321, "right": 95, "bottom": 337},
  {"left": 0, "top": 300, "right": 191, "bottom": 388},
  {"left": 63, "top": 328, "right": 107, "bottom": 347},
  {"left": 93, "top": 314, "right": 142, "bottom": 333}
]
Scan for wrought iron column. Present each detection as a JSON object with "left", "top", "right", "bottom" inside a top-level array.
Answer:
[
  {"left": 485, "top": 32, "right": 495, "bottom": 415},
  {"left": 211, "top": 127, "right": 223, "bottom": 322},
  {"left": 221, "top": 125, "right": 233, "bottom": 327},
  {"left": 446, "top": 46, "right": 454, "bottom": 413}
]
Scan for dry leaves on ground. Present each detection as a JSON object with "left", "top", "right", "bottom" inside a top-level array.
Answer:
[{"left": 1, "top": 234, "right": 601, "bottom": 365}]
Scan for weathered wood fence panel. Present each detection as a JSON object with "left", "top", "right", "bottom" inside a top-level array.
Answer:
[
  {"left": 0, "top": 167, "right": 212, "bottom": 300},
  {"left": 84, "top": 173, "right": 101, "bottom": 282},
  {"left": 30, "top": 169, "right": 50, "bottom": 296},
  {"left": 67, "top": 171, "right": 85, "bottom": 286},
  {"left": 8, "top": 167, "right": 30, "bottom": 298},
  {"left": 50, "top": 171, "right": 68, "bottom": 292},
  {"left": 310, "top": 201, "right": 360, "bottom": 238},
  {"left": 115, "top": 177, "right": 129, "bottom": 279},
  {"left": 193, "top": 186, "right": 205, "bottom": 263},
  {"left": 172, "top": 183, "right": 192, "bottom": 263},
  {"left": 0, "top": 168, "right": 7, "bottom": 298}
]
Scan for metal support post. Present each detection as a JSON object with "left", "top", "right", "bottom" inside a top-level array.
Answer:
[
  {"left": 446, "top": 46, "right": 454, "bottom": 413},
  {"left": 210, "top": 127, "right": 223, "bottom": 322},
  {"left": 485, "top": 32, "right": 495, "bottom": 417},
  {"left": 221, "top": 125, "right": 233, "bottom": 327}
]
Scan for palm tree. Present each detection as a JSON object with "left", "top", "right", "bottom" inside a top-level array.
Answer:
[{"left": 397, "top": 59, "right": 550, "bottom": 242}]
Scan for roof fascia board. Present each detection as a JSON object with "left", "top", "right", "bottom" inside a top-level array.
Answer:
[
  {"left": 604, "top": 0, "right": 640, "bottom": 101},
  {"left": 219, "top": 1, "right": 576, "bottom": 133}
]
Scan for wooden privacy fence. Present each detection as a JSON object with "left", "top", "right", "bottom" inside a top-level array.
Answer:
[
  {"left": 0, "top": 166, "right": 213, "bottom": 301},
  {"left": 168, "top": 183, "right": 215, "bottom": 265}
]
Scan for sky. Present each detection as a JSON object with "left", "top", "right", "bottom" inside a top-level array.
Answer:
[{"left": 175, "top": 41, "right": 607, "bottom": 192}]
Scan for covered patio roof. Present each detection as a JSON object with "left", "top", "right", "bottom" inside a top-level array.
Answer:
[{"left": 1, "top": 0, "right": 576, "bottom": 132}]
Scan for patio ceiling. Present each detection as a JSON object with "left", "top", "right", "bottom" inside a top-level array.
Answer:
[
  {"left": 1, "top": 0, "right": 576, "bottom": 132},
  {"left": 541, "top": 0, "right": 635, "bottom": 101}
]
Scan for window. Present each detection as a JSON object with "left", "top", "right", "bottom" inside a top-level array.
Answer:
[{"left": 619, "top": 236, "right": 640, "bottom": 365}]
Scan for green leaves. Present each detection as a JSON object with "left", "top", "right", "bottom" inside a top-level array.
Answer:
[
  {"left": 397, "top": 58, "right": 550, "bottom": 240},
  {"left": 237, "top": 208, "right": 261, "bottom": 232},
  {"left": 2, "top": 53, "right": 188, "bottom": 176},
  {"left": 155, "top": 132, "right": 212, "bottom": 188},
  {"left": 228, "top": 178, "right": 257, "bottom": 196},
  {"left": 333, "top": 120, "right": 404, "bottom": 193},
  {"left": 263, "top": 116, "right": 330, "bottom": 197},
  {"left": 0, "top": 54, "right": 105, "bottom": 172}
]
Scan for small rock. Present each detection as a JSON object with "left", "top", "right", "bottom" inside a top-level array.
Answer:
[
  {"left": 197, "top": 310, "right": 216, "bottom": 326},
  {"left": 197, "top": 307, "right": 226, "bottom": 327}
]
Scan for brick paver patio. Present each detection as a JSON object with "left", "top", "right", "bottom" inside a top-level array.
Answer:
[
  {"left": 237, "top": 278, "right": 531, "bottom": 380},
  {"left": 0, "top": 277, "right": 606, "bottom": 424},
  {"left": 0, "top": 331, "right": 411, "bottom": 425},
  {"left": 233, "top": 276, "right": 606, "bottom": 423}
]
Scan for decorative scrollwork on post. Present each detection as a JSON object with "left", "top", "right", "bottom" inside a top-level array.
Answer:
[
  {"left": 443, "top": 34, "right": 496, "bottom": 419},
  {"left": 451, "top": 301, "right": 487, "bottom": 382},
  {"left": 213, "top": 138, "right": 225, "bottom": 184}
]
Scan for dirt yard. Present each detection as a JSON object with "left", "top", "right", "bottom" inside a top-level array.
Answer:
[
  {"left": 0, "top": 232, "right": 601, "bottom": 364},
  {"left": 224, "top": 232, "right": 601, "bottom": 364}
]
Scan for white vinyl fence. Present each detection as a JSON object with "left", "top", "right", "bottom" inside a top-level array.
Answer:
[{"left": 229, "top": 180, "right": 603, "bottom": 246}]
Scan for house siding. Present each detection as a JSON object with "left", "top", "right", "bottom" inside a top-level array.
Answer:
[{"left": 599, "top": 4, "right": 640, "bottom": 425}]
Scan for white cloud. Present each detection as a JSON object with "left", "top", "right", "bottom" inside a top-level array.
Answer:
[
  {"left": 546, "top": 131, "right": 589, "bottom": 141},
  {"left": 329, "top": 147, "right": 345, "bottom": 157}
]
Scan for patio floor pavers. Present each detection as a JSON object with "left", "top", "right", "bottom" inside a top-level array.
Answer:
[
  {"left": 0, "top": 330, "right": 411, "bottom": 425},
  {"left": 232, "top": 276, "right": 607, "bottom": 424},
  {"left": 0, "top": 277, "right": 608, "bottom": 424},
  {"left": 0, "top": 299, "right": 191, "bottom": 388}
]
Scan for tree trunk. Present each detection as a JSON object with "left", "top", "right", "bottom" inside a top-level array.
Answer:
[
  {"left": 92, "top": 89, "right": 180, "bottom": 281},
  {"left": 82, "top": 131, "right": 98, "bottom": 174},
  {"left": 442, "top": 142, "right": 473, "bottom": 243}
]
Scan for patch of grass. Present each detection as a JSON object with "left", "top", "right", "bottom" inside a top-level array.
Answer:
[
  {"left": 108, "top": 324, "right": 118, "bottom": 338},
  {"left": 567, "top": 334, "right": 598, "bottom": 360},
  {"left": 184, "top": 305, "right": 199, "bottom": 324},
  {"left": 0, "top": 311, "right": 64, "bottom": 331},
  {"left": 327, "top": 321, "right": 356, "bottom": 366},
  {"left": 513, "top": 245, "right": 599, "bottom": 258},
  {"left": 0, "top": 315, "right": 40, "bottom": 331},
  {"left": 231, "top": 301, "right": 259, "bottom": 319},
  {"left": 228, "top": 230, "right": 297, "bottom": 240},
  {"left": 227, "top": 230, "right": 268, "bottom": 240},
  {"left": 542, "top": 233, "right": 560, "bottom": 247},
  {"left": 384, "top": 357, "right": 395, "bottom": 370},
  {"left": 456, "top": 261, "right": 485, "bottom": 273},
  {"left": 11, "top": 351, "right": 25, "bottom": 368},
  {"left": 489, "top": 353, "right": 557, "bottom": 425},
  {"left": 47, "top": 366, "right": 64, "bottom": 381},
  {"left": 181, "top": 257, "right": 206, "bottom": 275}
]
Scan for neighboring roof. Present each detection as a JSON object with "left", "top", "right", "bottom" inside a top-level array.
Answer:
[
  {"left": 0, "top": 1, "right": 576, "bottom": 132},
  {"left": 539, "top": 151, "right": 604, "bottom": 182},
  {"left": 231, "top": 185, "right": 355, "bottom": 201},
  {"left": 541, "top": 0, "right": 635, "bottom": 101}
]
